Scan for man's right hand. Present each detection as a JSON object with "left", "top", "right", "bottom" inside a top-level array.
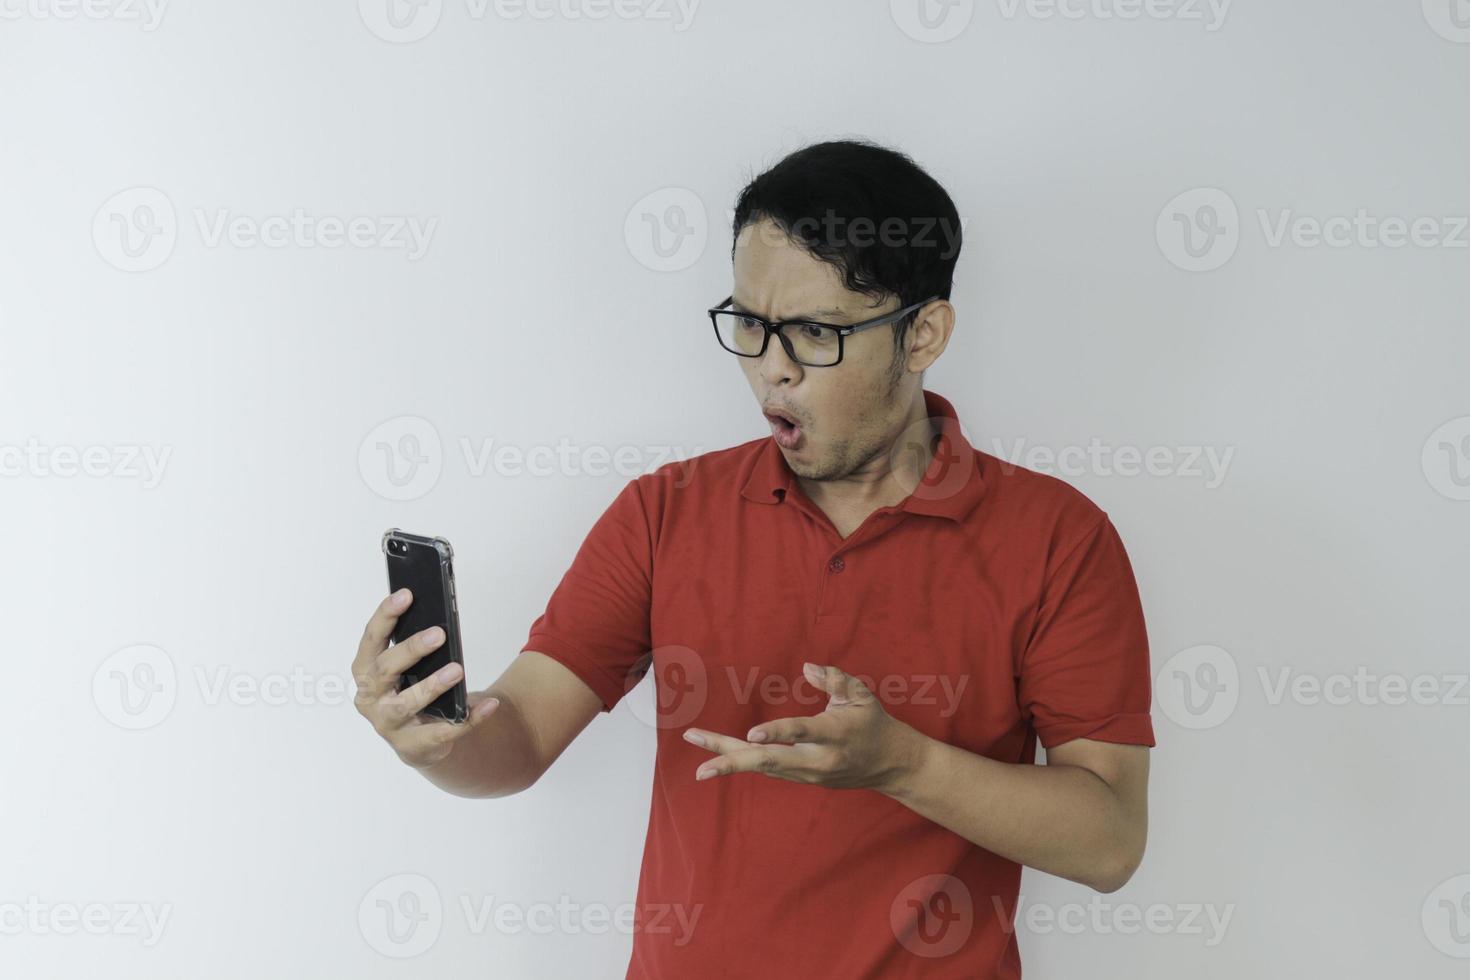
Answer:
[{"left": 353, "top": 588, "right": 500, "bottom": 769}]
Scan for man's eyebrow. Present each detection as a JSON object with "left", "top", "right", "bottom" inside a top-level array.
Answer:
[{"left": 730, "top": 297, "right": 847, "bottom": 320}]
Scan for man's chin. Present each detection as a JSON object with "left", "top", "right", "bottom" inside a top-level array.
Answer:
[{"left": 780, "top": 448, "right": 830, "bottom": 481}]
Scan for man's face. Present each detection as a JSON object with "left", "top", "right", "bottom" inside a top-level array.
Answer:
[{"left": 730, "top": 217, "right": 914, "bottom": 482}]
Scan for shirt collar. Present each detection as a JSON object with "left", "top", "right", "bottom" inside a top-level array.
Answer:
[{"left": 739, "top": 387, "right": 987, "bottom": 523}]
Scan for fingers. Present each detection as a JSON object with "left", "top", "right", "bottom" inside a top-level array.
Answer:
[
  {"left": 681, "top": 728, "right": 747, "bottom": 755},
  {"left": 745, "top": 716, "right": 832, "bottom": 746},
  {"left": 695, "top": 745, "right": 797, "bottom": 780},
  {"left": 354, "top": 589, "right": 412, "bottom": 679},
  {"left": 373, "top": 625, "right": 446, "bottom": 688},
  {"left": 681, "top": 726, "right": 795, "bottom": 780},
  {"left": 684, "top": 725, "right": 827, "bottom": 782},
  {"left": 379, "top": 660, "right": 465, "bottom": 728}
]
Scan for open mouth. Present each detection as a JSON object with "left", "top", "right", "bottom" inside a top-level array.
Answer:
[{"left": 763, "top": 409, "right": 804, "bottom": 450}]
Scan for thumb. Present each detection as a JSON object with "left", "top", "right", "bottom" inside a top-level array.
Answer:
[
  {"left": 462, "top": 691, "right": 502, "bottom": 726},
  {"left": 802, "top": 662, "right": 872, "bottom": 705}
]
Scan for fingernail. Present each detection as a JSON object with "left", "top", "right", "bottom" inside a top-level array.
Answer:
[
  {"left": 683, "top": 730, "right": 705, "bottom": 747},
  {"left": 747, "top": 729, "right": 765, "bottom": 742},
  {"left": 425, "top": 627, "right": 444, "bottom": 647},
  {"left": 392, "top": 588, "right": 411, "bottom": 607},
  {"left": 696, "top": 768, "right": 714, "bottom": 781},
  {"left": 437, "top": 662, "right": 462, "bottom": 682},
  {"left": 803, "top": 662, "right": 819, "bottom": 675}
]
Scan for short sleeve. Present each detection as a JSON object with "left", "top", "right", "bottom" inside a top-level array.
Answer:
[
  {"left": 519, "top": 477, "right": 655, "bottom": 713},
  {"left": 1018, "top": 515, "right": 1155, "bottom": 750}
]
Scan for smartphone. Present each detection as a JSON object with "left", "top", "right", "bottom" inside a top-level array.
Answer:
[{"left": 381, "top": 528, "right": 469, "bottom": 723}]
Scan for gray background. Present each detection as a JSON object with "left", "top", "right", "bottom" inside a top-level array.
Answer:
[{"left": 2, "top": 0, "right": 1467, "bottom": 976}]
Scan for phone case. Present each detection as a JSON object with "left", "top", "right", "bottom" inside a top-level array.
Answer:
[{"left": 381, "top": 528, "right": 469, "bottom": 723}]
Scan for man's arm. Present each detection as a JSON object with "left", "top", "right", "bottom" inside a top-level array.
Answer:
[
  {"left": 413, "top": 651, "right": 604, "bottom": 798},
  {"left": 353, "top": 590, "right": 604, "bottom": 799},
  {"left": 686, "top": 664, "right": 1150, "bottom": 894},
  {"left": 881, "top": 732, "right": 1149, "bottom": 893}
]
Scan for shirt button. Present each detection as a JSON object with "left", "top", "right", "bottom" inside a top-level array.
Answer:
[{"left": 827, "top": 556, "right": 845, "bottom": 573}]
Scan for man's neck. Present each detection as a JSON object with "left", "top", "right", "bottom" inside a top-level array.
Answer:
[{"left": 796, "top": 394, "right": 938, "bottom": 535}]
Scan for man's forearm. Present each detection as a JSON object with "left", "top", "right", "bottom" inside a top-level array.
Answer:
[
  {"left": 415, "top": 688, "right": 544, "bottom": 799},
  {"left": 878, "top": 726, "right": 1145, "bottom": 893}
]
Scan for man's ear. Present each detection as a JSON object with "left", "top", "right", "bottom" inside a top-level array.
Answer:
[{"left": 905, "top": 300, "right": 956, "bottom": 373}]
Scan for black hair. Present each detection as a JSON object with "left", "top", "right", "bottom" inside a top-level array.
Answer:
[{"left": 730, "top": 138, "right": 963, "bottom": 352}]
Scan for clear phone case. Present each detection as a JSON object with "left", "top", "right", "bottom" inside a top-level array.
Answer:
[{"left": 381, "top": 528, "right": 468, "bottom": 723}]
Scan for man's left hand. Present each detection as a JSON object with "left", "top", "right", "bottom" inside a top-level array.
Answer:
[{"left": 682, "top": 661, "right": 927, "bottom": 793}]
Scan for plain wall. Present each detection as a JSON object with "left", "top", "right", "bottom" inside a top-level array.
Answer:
[{"left": 2, "top": 1, "right": 1467, "bottom": 976}]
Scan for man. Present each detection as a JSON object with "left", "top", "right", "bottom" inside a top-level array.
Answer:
[{"left": 353, "top": 139, "right": 1155, "bottom": 978}]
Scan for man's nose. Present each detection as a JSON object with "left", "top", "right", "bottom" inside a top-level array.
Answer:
[{"left": 757, "top": 330, "right": 802, "bottom": 383}]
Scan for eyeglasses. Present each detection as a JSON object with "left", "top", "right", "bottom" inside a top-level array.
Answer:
[{"left": 707, "top": 295, "right": 940, "bottom": 367}]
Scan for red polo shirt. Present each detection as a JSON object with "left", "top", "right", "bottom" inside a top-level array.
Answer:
[{"left": 520, "top": 388, "right": 1155, "bottom": 979}]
